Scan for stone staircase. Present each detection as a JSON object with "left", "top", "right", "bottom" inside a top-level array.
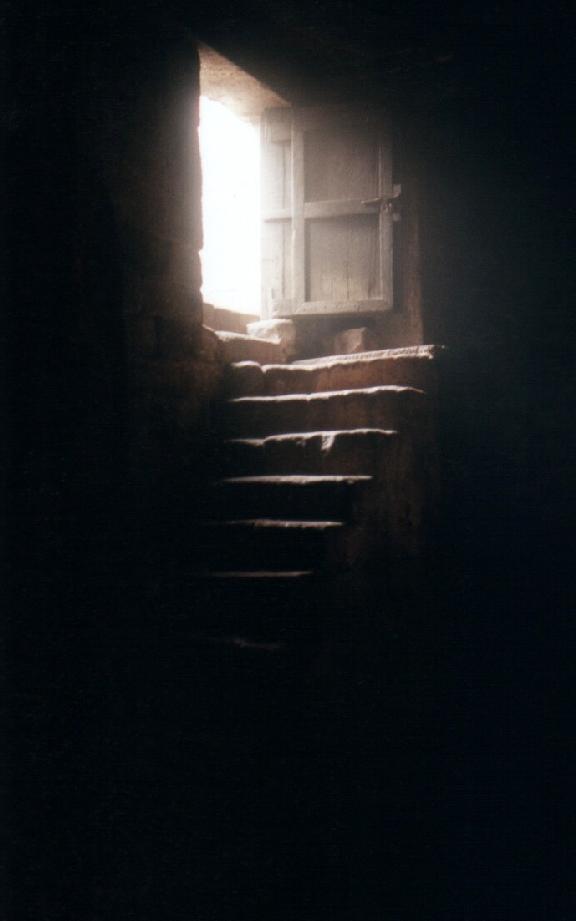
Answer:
[
  {"left": 194, "top": 307, "right": 443, "bottom": 647},
  {"left": 171, "top": 312, "right": 445, "bottom": 916}
]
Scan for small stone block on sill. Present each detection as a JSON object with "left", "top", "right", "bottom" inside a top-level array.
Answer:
[{"left": 247, "top": 319, "right": 296, "bottom": 360}]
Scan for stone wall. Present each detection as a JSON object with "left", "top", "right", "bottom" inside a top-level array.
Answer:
[
  {"left": 7, "top": 3, "right": 223, "bottom": 500},
  {"left": 6, "top": 11, "right": 222, "bottom": 914},
  {"left": 83, "top": 17, "right": 224, "bottom": 485}
]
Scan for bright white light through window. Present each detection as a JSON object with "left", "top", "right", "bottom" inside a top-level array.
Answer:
[{"left": 199, "top": 96, "right": 261, "bottom": 315}]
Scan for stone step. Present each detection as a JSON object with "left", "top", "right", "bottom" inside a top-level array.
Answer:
[
  {"left": 214, "top": 330, "right": 287, "bottom": 365},
  {"left": 198, "top": 569, "right": 315, "bottom": 583},
  {"left": 197, "top": 518, "right": 346, "bottom": 571},
  {"left": 211, "top": 475, "right": 372, "bottom": 522},
  {"left": 203, "top": 303, "right": 259, "bottom": 334},
  {"left": 223, "top": 428, "right": 400, "bottom": 476},
  {"left": 184, "top": 569, "right": 318, "bottom": 642},
  {"left": 226, "top": 344, "right": 442, "bottom": 397},
  {"left": 223, "top": 385, "right": 425, "bottom": 438}
]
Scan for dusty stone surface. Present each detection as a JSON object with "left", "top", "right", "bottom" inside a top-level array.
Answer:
[
  {"left": 224, "top": 385, "right": 425, "bottom": 438},
  {"left": 227, "top": 347, "right": 442, "bottom": 397},
  {"left": 203, "top": 303, "right": 259, "bottom": 334},
  {"left": 225, "top": 429, "right": 400, "bottom": 477},
  {"left": 126, "top": 316, "right": 158, "bottom": 358},
  {"left": 215, "top": 519, "right": 343, "bottom": 530},
  {"left": 332, "top": 327, "right": 378, "bottom": 355},
  {"left": 223, "top": 360, "right": 264, "bottom": 396},
  {"left": 127, "top": 325, "right": 224, "bottom": 479},
  {"left": 199, "top": 571, "right": 314, "bottom": 582},
  {"left": 247, "top": 319, "right": 297, "bottom": 360},
  {"left": 197, "top": 325, "right": 224, "bottom": 362},
  {"left": 218, "top": 345, "right": 441, "bottom": 563},
  {"left": 199, "top": 517, "right": 345, "bottom": 570},
  {"left": 222, "top": 475, "right": 372, "bottom": 484},
  {"left": 212, "top": 474, "right": 372, "bottom": 525},
  {"left": 293, "top": 344, "right": 442, "bottom": 366},
  {"left": 215, "top": 331, "right": 286, "bottom": 365},
  {"left": 199, "top": 43, "right": 289, "bottom": 118},
  {"left": 222, "top": 428, "right": 430, "bottom": 558}
]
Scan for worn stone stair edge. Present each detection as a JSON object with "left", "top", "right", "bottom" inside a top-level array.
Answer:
[
  {"left": 291, "top": 344, "right": 446, "bottom": 366},
  {"left": 214, "top": 329, "right": 288, "bottom": 364},
  {"left": 228, "top": 345, "right": 443, "bottom": 376},
  {"left": 214, "top": 330, "right": 277, "bottom": 344},
  {"left": 189, "top": 632, "right": 288, "bottom": 654},
  {"left": 226, "top": 427, "right": 400, "bottom": 445},
  {"left": 219, "top": 475, "right": 372, "bottom": 484},
  {"left": 196, "top": 570, "right": 315, "bottom": 579},
  {"left": 227, "top": 384, "right": 424, "bottom": 405},
  {"left": 201, "top": 519, "right": 344, "bottom": 530},
  {"left": 229, "top": 359, "right": 435, "bottom": 382}
]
